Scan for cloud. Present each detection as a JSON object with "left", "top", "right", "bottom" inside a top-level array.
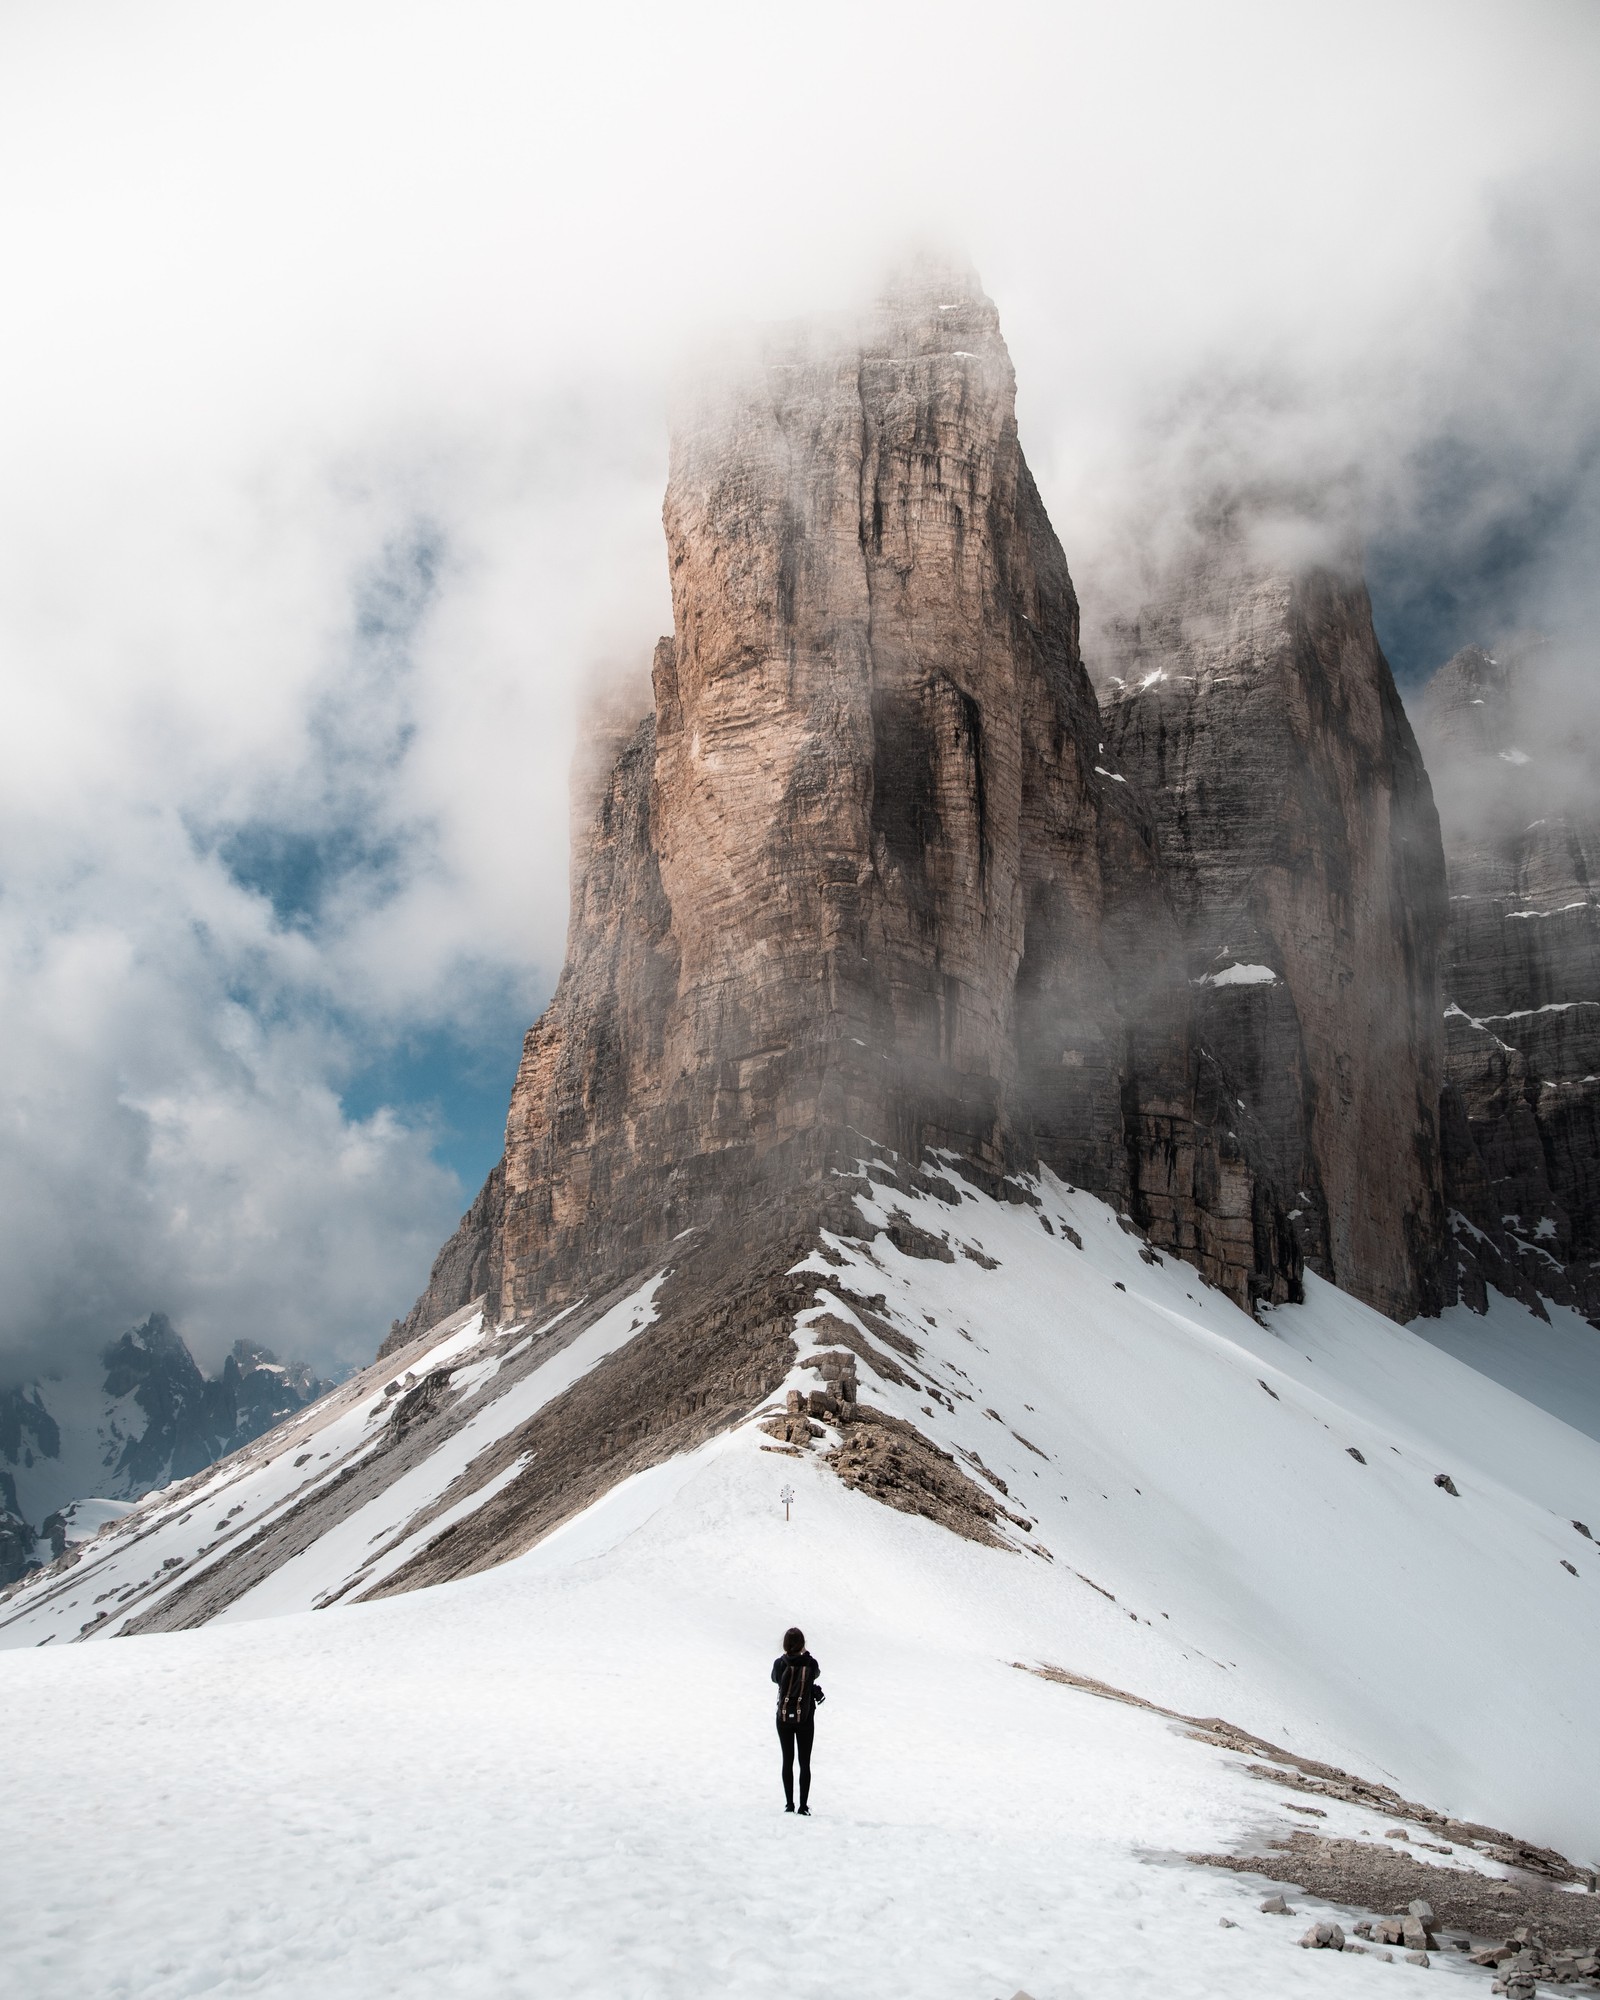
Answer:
[{"left": 0, "top": 0, "right": 1596, "bottom": 1380}]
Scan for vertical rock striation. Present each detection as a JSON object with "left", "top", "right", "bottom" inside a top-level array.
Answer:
[
  {"left": 1416, "top": 643, "right": 1600, "bottom": 1323},
  {"left": 396, "top": 271, "right": 1309, "bottom": 1349},
  {"left": 1097, "top": 519, "right": 1453, "bottom": 1322}
]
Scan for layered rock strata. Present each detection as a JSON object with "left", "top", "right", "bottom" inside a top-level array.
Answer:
[
  {"left": 1097, "top": 520, "right": 1453, "bottom": 1323},
  {"left": 393, "top": 273, "right": 1309, "bottom": 1354},
  {"left": 1415, "top": 644, "right": 1600, "bottom": 1322}
]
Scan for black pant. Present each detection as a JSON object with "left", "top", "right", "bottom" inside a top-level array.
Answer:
[{"left": 777, "top": 1711, "right": 813, "bottom": 1808}]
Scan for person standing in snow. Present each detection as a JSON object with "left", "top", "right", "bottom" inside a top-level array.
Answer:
[{"left": 772, "top": 1625, "right": 823, "bottom": 1814}]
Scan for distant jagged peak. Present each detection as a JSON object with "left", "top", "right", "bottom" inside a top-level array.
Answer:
[{"left": 101, "top": 1311, "right": 203, "bottom": 1395}]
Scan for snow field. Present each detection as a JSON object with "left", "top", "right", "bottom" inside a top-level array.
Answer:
[
  {"left": 0, "top": 1422, "right": 1514, "bottom": 2000},
  {"left": 785, "top": 1165, "right": 1600, "bottom": 1858},
  {"left": 1414, "top": 1285, "right": 1600, "bottom": 1446},
  {"left": 6, "top": 1163, "right": 1600, "bottom": 1995}
]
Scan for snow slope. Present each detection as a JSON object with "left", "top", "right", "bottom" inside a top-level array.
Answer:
[
  {"left": 0, "top": 1428, "right": 1523, "bottom": 2000},
  {"left": 3, "top": 1163, "right": 1599, "bottom": 1999},
  {"left": 0, "top": 1277, "right": 664, "bottom": 1642},
  {"left": 1413, "top": 1287, "right": 1600, "bottom": 1446}
]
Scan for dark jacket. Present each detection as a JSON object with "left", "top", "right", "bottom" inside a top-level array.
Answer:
[{"left": 772, "top": 1650, "right": 823, "bottom": 1722}]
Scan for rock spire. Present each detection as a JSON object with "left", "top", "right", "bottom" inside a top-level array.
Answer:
[
  {"left": 1097, "top": 513, "right": 1453, "bottom": 1322},
  {"left": 393, "top": 270, "right": 1313, "bottom": 1350}
]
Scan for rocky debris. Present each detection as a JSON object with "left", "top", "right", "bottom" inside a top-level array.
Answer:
[
  {"left": 1021, "top": 1663, "right": 1600, "bottom": 1972},
  {"left": 387, "top": 1368, "right": 454, "bottom": 1439},
  {"left": 794, "top": 1305, "right": 917, "bottom": 1390},
  {"left": 1414, "top": 641, "right": 1600, "bottom": 1325},
  {"left": 1098, "top": 507, "right": 1453, "bottom": 1323},
  {"left": 1434, "top": 1473, "right": 1461, "bottom": 1496},
  {"left": 815, "top": 1350, "right": 857, "bottom": 1387},
  {"left": 1195, "top": 1832, "right": 1600, "bottom": 1958},
  {"left": 759, "top": 1408, "right": 823, "bottom": 1448},
  {"left": 1024, "top": 1658, "right": 1583, "bottom": 1887},
  {"left": 1299, "top": 1920, "right": 1346, "bottom": 1949},
  {"left": 1469, "top": 1928, "right": 1600, "bottom": 1991},
  {"left": 884, "top": 1215, "right": 956, "bottom": 1263},
  {"left": 827, "top": 1406, "right": 1011, "bottom": 1548}
]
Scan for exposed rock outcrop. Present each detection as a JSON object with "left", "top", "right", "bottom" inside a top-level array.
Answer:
[
  {"left": 1097, "top": 518, "right": 1453, "bottom": 1322},
  {"left": 1415, "top": 642, "right": 1600, "bottom": 1322},
  {"left": 403, "top": 270, "right": 1308, "bottom": 1337}
]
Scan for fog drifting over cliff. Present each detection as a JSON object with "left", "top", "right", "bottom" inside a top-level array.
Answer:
[{"left": 1, "top": 0, "right": 1597, "bottom": 1380}]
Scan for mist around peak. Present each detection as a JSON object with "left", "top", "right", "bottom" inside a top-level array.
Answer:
[{"left": 0, "top": 0, "right": 1596, "bottom": 1391}]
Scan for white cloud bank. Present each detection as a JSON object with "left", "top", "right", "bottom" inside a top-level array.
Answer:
[{"left": 0, "top": 0, "right": 1596, "bottom": 1378}]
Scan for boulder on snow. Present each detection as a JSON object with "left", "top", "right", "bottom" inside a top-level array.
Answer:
[
  {"left": 1260, "top": 1894, "right": 1293, "bottom": 1914},
  {"left": 1299, "top": 1921, "right": 1346, "bottom": 1950}
]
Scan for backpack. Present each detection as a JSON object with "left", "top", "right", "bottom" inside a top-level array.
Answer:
[{"left": 778, "top": 1656, "right": 824, "bottom": 1718}]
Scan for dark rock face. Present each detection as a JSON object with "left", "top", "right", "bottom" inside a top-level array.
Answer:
[
  {"left": 101, "top": 1317, "right": 336, "bottom": 1491},
  {"left": 1097, "top": 528, "right": 1453, "bottom": 1323},
  {"left": 1416, "top": 644, "right": 1600, "bottom": 1322},
  {"left": 100, "top": 1313, "right": 231, "bottom": 1489},
  {"left": 0, "top": 1385, "right": 61, "bottom": 1476},
  {"left": 399, "top": 271, "right": 1307, "bottom": 1341},
  {"left": 0, "top": 1470, "right": 32, "bottom": 1587}
]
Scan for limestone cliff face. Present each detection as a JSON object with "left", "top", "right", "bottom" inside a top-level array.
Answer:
[
  {"left": 1416, "top": 644, "right": 1600, "bottom": 1323},
  {"left": 398, "top": 273, "right": 1306, "bottom": 1345},
  {"left": 1097, "top": 527, "right": 1453, "bottom": 1323}
]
